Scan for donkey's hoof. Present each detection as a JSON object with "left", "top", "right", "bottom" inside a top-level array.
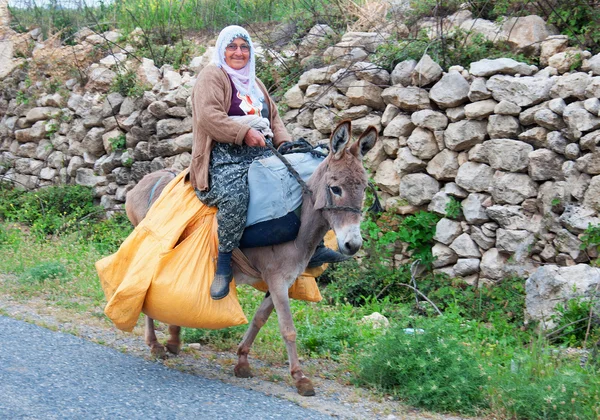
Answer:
[
  {"left": 150, "top": 344, "right": 167, "bottom": 359},
  {"left": 296, "top": 377, "right": 316, "bottom": 396},
  {"left": 165, "top": 343, "right": 180, "bottom": 355},
  {"left": 234, "top": 362, "right": 253, "bottom": 378}
]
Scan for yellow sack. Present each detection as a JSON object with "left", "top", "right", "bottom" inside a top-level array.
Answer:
[
  {"left": 96, "top": 171, "right": 247, "bottom": 332},
  {"left": 97, "top": 169, "right": 326, "bottom": 332}
]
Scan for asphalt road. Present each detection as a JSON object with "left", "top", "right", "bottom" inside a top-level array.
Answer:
[{"left": 0, "top": 316, "right": 332, "bottom": 419}]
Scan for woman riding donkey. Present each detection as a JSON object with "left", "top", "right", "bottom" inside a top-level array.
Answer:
[{"left": 190, "top": 25, "right": 348, "bottom": 300}]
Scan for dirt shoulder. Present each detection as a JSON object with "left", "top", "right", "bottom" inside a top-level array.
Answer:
[{"left": 0, "top": 290, "right": 471, "bottom": 420}]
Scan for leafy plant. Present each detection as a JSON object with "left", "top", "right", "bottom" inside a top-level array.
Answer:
[
  {"left": 546, "top": 0, "right": 600, "bottom": 49},
  {"left": 580, "top": 223, "right": 600, "bottom": 265},
  {"left": 77, "top": 212, "right": 133, "bottom": 254},
  {"left": 16, "top": 90, "right": 30, "bottom": 105},
  {"left": 445, "top": 196, "right": 462, "bottom": 220},
  {"left": 109, "top": 134, "right": 127, "bottom": 151},
  {"left": 397, "top": 211, "right": 441, "bottom": 267},
  {"left": 45, "top": 122, "right": 59, "bottom": 138},
  {"left": 548, "top": 297, "right": 598, "bottom": 348}
]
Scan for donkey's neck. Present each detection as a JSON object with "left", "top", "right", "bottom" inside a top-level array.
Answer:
[{"left": 295, "top": 191, "right": 330, "bottom": 260}]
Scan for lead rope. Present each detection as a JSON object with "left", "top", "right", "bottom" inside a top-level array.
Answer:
[{"left": 265, "top": 142, "right": 313, "bottom": 198}]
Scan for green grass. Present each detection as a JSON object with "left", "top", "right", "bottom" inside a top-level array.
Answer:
[{"left": 1, "top": 183, "right": 600, "bottom": 418}]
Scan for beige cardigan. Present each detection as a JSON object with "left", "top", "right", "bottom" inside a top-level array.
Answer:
[{"left": 189, "top": 64, "right": 291, "bottom": 191}]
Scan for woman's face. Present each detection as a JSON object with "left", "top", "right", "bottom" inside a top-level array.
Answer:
[{"left": 224, "top": 37, "right": 250, "bottom": 70}]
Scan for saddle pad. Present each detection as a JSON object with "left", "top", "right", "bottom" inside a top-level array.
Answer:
[{"left": 246, "top": 151, "right": 324, "bottom": 227}]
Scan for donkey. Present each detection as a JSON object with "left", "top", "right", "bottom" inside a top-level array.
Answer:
[{"left": 125, "top": 121, "right": 378, "bottom": 396}]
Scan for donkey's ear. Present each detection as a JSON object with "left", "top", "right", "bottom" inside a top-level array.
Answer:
[
  {"left": 349, "top": 125, "right": 378, "bottom": 158},
  {"left": 330, "top": 120, "right": 351, "bottom": 160}
]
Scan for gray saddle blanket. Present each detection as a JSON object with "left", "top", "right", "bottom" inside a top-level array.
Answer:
[{"left": 246, "top": 151, "right": 324, "bottom": 227}]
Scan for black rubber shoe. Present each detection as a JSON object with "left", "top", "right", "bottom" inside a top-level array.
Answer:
[
  {"left": 307, "top": 244, "right": 351, "bottom": 268},
  {"left": 210, "top": 269, "right": 233, "bottom": 300}
]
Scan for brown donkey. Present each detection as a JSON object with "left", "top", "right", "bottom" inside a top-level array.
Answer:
[{"left": 125, "top": 121, "right": 378, "bottom": 396}]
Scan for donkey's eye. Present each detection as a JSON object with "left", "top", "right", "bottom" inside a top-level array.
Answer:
[{"left": 330, "top": 186, "right": 342, "bottom": 196}]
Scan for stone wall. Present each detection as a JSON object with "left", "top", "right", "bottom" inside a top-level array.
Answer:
[
  {"left": 281, "top": 51, "right": 600, "bottom": 285},
  {"left": 1, "top": 26, "right": 600, "bottom": 289}
]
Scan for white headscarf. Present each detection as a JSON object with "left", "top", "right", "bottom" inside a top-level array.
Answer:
[{"left": 212, "top": 25, "right": 264, "bottom": 104}]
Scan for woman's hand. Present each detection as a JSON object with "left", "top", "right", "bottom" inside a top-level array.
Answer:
[{"left": 244, "top": 128, "right": 266, "bottom": 147}]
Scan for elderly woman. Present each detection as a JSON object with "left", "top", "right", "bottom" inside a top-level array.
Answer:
[{"left": 190, "top": 25, "right": 346, "bottom": 301}]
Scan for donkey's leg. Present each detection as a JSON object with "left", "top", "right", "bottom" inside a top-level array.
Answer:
[
  {"left": 145, "top": 316, "right": 167, "bottom": 359},
  {"left": 235, "top": 294, "right": 274, "bottom": 378},
  {"left": 166, "top": 325, "right": 181, "bottom": 355},
  {"left": 269, "top": 286, "right": 315, "bottom": 396}
]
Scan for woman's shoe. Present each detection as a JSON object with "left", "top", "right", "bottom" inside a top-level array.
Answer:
[
  {"left": 307, "top": 243, "right": 351, "bottom": 268},
  {"left": 210, "top": 268, "right": 233, "bottom": 300}
]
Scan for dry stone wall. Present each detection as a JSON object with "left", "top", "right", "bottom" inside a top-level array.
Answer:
[
  {"left": 1, "top": 26, "right": 600, "bottom": 295},
  {"left": 281, "top": 51, "right": 600, "bottom": 287}
]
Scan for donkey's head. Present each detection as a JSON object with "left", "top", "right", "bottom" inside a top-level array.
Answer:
[{"left": 310, "top": 120, "right": 378, "bottom": 256}]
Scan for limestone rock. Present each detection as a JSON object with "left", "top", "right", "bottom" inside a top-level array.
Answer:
[
  {"left": 391, "top": 60, "right": 417, "bottom": 86},
  {"left": 411, "top": 54, "right": 443, "bottom": 86},
  {"left": 432, "top": 243, "right": 458, "bottom": 268},
  {"left": 394, "top": 147, "right": 426, "bottom": 174},
  {"left": 525, "top": 265, "right": 600, "bottom": 327},
  {"left": 462, "top": 193, "right": 490, "bottom": 224},
  {"left": 444, "top": 120, "right": 487, "bottom": 151},
  {"left": 407, "top": 128, "right": 438, "bottom": 160},
  {"left": 456, "top": 162, "right": 494, "bottom": 193},
  {"left": 492, "top": 171, "right": 538, "bottom": 204},
  {"left": 429, "top": 71, "right": 470, "bottom": 108},
  {"left": 487, "top": 75, "right": 554, "bottom": 107},
  {"left": 426, "top": 149, "right": 458, "bottom": 180},
  {"left": 399, "top": 173, "right": 440, "bottom": 205},
  {"left": 469, "top": 57, "right": 535, "bottom": 77},
  {"left": 484, "top": 139, "right": 532, "bottom": 172},
  {"left": 487, "top": 115, "right": 520, "bottom": 139},
  {"left": 374, "top": 159, "right": 400, "bottom": 195},
  {"left": 449, "top": 233, "right": 481, "bottom": 258},
  {"left": 381, "top": 86, "right": 430, "bottom": 111}
]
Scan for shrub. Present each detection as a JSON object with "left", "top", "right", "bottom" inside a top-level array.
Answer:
[
  {"left": 373, "top": 29, "right": 537, "bottom": 72},
  {"left": 0, "top": 183, "right": 96, "bottom": 237},
  {"left": 358, "top": 319, "right": 488, "bottom": 415},
  {"left": 136, "top": 41, "right": 196, "bottom": 70}
]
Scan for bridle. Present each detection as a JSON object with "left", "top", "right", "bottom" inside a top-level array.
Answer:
[{"left": 266, "top": 142, "right": 380, "bottom": 215}]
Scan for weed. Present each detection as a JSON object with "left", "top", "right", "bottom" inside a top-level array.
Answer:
[
  {"left": 580, "top": 223, "right": 600, "bottom": 266},
  {"left": 110, "top": 70, "right": 148, "bottom": 98},
  {"left": 45, "top": 122, "right": 59, "bottom": 139},
  {"left": 358, "top": 319, "right": 488, "bottom": 415},
  {"left": 444, "top": 196, "right": 462, "bottom": 220},
  {"left": 108, "top": 134, "right": 127, "bottom": 151},
  {"left": 19, "top": 261, "right": 68, "bottom": 284},
  {"left": 16, "top": 90, "right": 29, "bottom": 105},
  {"left": 548, "top": 297, "right": 599, "bottom": 348}
]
